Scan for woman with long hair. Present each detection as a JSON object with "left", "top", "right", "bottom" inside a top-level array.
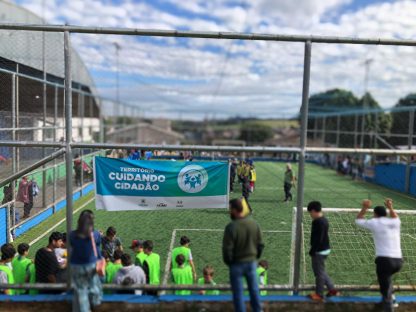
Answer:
[{"left": 70, "top": 210, "right": 103, "bottom": 312}]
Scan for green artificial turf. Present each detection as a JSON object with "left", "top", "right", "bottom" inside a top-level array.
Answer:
[{"left": 15, "top": 162, "right": 416, "bottom": 292}]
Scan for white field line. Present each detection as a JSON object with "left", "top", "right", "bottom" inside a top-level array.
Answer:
[
  {"left": 298, "top": 207, "right": 416, "bottom": 214},
  {"left": 404, "top": 233, "right": 416, "bottom": 241},
  {"left": 29, "top": 197, "right": 95, "bottom": 246},
  {"left": 173, "top": 228, "right": 291, "bottom": 233},
  {"left": 162, "top": 228, "right": 292, "bottom": 288},
  {"left": 162, "top": 229, "right": 177, "bottom": 287}
]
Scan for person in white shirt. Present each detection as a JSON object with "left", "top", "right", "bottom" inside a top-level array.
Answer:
[{"left": 355, "top": 198, "right": 402, "bottom": 312}]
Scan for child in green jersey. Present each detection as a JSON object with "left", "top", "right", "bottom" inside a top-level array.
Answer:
[
  {"left": 129, "top": 240, "right": 146, "bottom": 267},
  {"left": 256, "top": 260, "right": 269, "bottom": 296},
  {"left": 0, "top": 243, "right": 16, "bottom": 295},
  {"left": 171, "top": 254, "right": 193, "bottom": 295},
  {"left": 198, "top": 265, "right": 220, "bottom": 295},
  {"left": 12, "top": 243, "right": 33, "bottom": 295},
  {"left": 105, "top": 250, "right": 123, "bottom": 284},
  {"left": 142, "top": 240, "right": 160, "bottom": 296},
  {"left": 171, "top": 236, "right": 196, "bottom": 281}
]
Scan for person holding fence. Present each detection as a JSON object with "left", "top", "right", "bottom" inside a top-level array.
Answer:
[
  {"left": 355, "top": 199, "right": 403, "bottom": 312},
  {"left": 70, "top": 210, "right": 103, "bottom": 312}
]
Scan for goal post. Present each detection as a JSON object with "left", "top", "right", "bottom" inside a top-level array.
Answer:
[{"left": 290, "top": 207, "right": 416, "bottom": 291}]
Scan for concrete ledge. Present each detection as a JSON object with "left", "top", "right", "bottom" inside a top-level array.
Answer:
[{"left": 1, "top": 295, "right": 416, "bottom": 311}]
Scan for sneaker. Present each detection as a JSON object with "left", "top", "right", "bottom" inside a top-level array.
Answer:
[
  {"left": 392, "top": 295, "right": 399, "bottom": 308},
  {"left": 326, "top": 289, "right": 341, "bottom": 297},
  {"left": 308, "top": 293, "right": 324, "bottom": 302}
]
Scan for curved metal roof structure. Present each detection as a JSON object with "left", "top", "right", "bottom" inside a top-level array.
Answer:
[{"left": 0, "top": 0, "right": 96, "bottom": 93}]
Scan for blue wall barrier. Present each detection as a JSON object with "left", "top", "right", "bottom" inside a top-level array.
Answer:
[
  {"left": 373, "top": 163, "right": 416, "bottom": 196},
  {"left": 0, "top": 183, "right": 95, "bottom": 244},
  {"left": 0, "top": 206, "right": 7, "bottom": 245}
]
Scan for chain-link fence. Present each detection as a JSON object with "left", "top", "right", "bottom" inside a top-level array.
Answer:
[{"left": 0, "top": 24, "right": 416, "bottom": 299}]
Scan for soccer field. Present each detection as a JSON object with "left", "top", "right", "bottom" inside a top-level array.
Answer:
[{"left": 14, "top": 161, "right": 416, "bottom": 291}]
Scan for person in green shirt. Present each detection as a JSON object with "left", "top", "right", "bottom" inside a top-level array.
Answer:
[
  {"left": 197, "top": 265, "right": 220, "bottom": 295},
  {"left": 129, "top": 240, "right": 147, "bottom": 267},
  {"left": 142, "top": 240, "right": 160, "bottom": 295},
  {"left": 283, "top": 163, "right": 296, "bottom": 202},
  {"left": 12, "top": 243, "right": 33, "bottom": 295},
  {"left": 105, "top": 250, "right": 123, "bottom": 284},
  {"left": 256, "top": 260, "right": 268, "bottom": 296},
  {"left": 171, "top": 254, "right": 193, "bottom": 295},
  {"left": 0, "top": 243, "right": 16, "bottom": 295},
  {"left": 171, "top": 236, "right": 196, "bottom": 281}
]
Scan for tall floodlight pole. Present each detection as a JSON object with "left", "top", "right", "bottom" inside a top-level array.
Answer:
[
  {"left": 114, "top": 42, "right": 121, "bottom": 128},
  {"left": 360, "top": 58, "right": 373, "bottom": 148}
]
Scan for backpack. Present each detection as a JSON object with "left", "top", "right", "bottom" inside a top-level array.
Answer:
[{"left": 31, "top": 181, "right": 40, "bottom": 197}]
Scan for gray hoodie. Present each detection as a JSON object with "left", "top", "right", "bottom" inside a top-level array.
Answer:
[{"left": 113, "top": 265, "right": 146, "bottom": 295}]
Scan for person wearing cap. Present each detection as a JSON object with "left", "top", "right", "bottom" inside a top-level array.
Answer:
[
  {"left": 129, "top": 240, "right": 147, "bottom": 267},
  {"left": 171, "top": 236, "right": 196, "bottom": 281},
  {"left": 355, "top": 198, "right": 402, "bottom": 312}
]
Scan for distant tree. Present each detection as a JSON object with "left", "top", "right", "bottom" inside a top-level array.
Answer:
[
  {"left": 307, "top": 89, "right": 360, "bottom": 147},
  {"left": 390, "top": 93, "right": 416, "bottom": 146},
  {"left": 307, "top": 89, "right": 390, "bottom": 147},
  {"left": 239, "top": 122, "right": 273, "bottom": 144},
  {"left": 358, "top": 93, "right": 392, "bottom": 147}
]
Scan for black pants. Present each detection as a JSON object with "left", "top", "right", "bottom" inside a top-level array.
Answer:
[
  {"left": 23, "top": 201, "right": 33, "bottom": 217},
  {"left": 375, "top": 257, "right": 403, "bottom": 306},
  {"left": 284, "top": 183, "right": 292, "bottom": 201},
  {"left": 311, "top": 255, "right": 334, "bottom": 296}
]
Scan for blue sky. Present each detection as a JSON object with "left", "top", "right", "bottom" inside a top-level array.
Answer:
[{"left": 13, "top": 0, "right": 416, "bottom": 119}]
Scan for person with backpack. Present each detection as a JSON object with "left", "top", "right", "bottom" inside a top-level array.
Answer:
[{"left": 17, "top": 176, "right": 31, "bottom": 218}]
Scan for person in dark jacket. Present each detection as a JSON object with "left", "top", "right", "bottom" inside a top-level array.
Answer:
[
  {"left": 223, "top": 198, "right": 264, "bottom": 312},
  {"left": 307, "top": 201, "right": 339, "bottom": 301}
]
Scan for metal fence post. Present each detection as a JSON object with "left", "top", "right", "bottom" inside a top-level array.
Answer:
[
  {"left": 10, "top": 73, "right": 16, "bottom": 240},
  {"left": 64, "top": 31, "right": 73, "bottom": 290},
  {"left": 53, "top": 85, "right": 58, "bottom": 213},
  {"left": 42, "top": 72, "right": 47, "bottom": 210},
  {"left": 354, "top": 114, "right": 358, "bottom": 147},
  {"left": 16, "top": 64, "right": 20, "bottom": 172},
  {"left": 313, "top": 117, "right": 318, "bottom": 142},
  {"left": 293, "top": 40, "right": 312, "bottom": 294},
  {"left": 336, "top": 114, "right": 341, "bottom": 147},
  {"left": 405, "top": 109, "right": 414, "bottom": 193},
  {"left": 80, "top": 90, "right": 84, "bottom": 195},
  {"left": 360, "top": 112, "right": 366, "bottom": 148},
  {"left": 373, "top": 112, "right": 379, "bottom": 149},
  {"left": 99, "top": 99, "right": 104, "bottom": 143},
  {"left": 322, "top": 116, "right": 326, "bottom": 145}
]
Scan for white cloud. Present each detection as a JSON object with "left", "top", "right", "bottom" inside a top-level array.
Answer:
[{"left": 10, "top": 0, "right": 416, "bottom": 119}]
